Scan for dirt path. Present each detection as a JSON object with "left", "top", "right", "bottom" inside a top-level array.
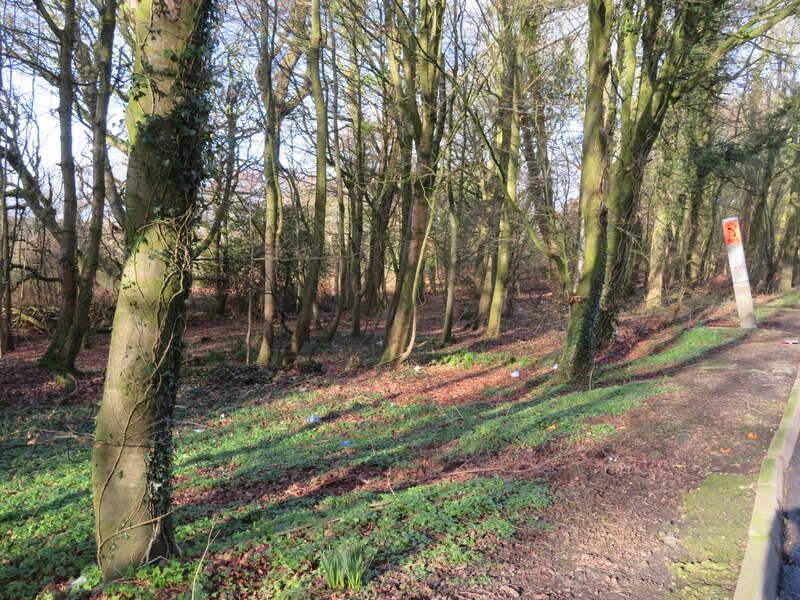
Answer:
[{"left": 442, "top": 309, "right": 800, "bottom": 600}]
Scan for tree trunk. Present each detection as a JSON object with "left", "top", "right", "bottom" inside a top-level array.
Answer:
[
  {"left": 777, "top": 153, "right": 800, "bottom": 292},
  {"left": 38, "top": 0, "right": 79, "bottom": 373},
  {"left": 323, "top": 22, "right": 347, "bottom": 344},
  {"left": 697, "top": 180, "right": 724, "bottom": 282},
  {"left": 92, "top": 0, "right": 212, "bottom": 580},
  {"left": 645, "top": 199, "right": 668, "bottom": 310},
  {"left": 383, "top": 183, "right": 429, "bottom": 362},
  {"left": 381, "top": 0, "right": 445, "bottom": 365},
  {"left": 346, "top": 36, "right": 366, "bottom": 337},
  {"left": 0, "top": 154, "right": 12, "bottom": 355},
  {"left": 363, "top": 177, "right": 393, "bottom": 315},
  {"left": 486, "top": 10, "right": 520, "bottom": 340},
  {"left": 0, "top": 36, "right": 12, "bottom": 355},
  {"left": 474, "top": 169, "right": 496, "bottom": 329},
  {"left": 254, "top": 1, "right": 307, "bottom": 365},
  {"left": 745, "top": 142, "right": 780, "bottom": 288},
  {"left": 64, "top": 0, "right": 117, "bottom": 371},
  {"left": 559, "top": 0, "right": 611, "bottom": 382},
  {"left": 285, "top": 0, "right": 327, "bottom": 366},
  {"left": 441, "top": 147, "right": 462, "bottom": 342}
]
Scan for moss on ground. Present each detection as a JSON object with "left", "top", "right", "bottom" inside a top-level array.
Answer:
[{"left": 666, "top": 473, "right": 755, "bottom": 599}]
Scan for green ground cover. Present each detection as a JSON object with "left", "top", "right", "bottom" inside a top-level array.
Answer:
[
  {"left": 0, "top": 317, "right": 752, "bottom": 598},
  {"left": 599, "top": 326, "right": 747, "bottom": 383},
  {"left": 666, "top": 474, "right": 755, "bottom": 599}
]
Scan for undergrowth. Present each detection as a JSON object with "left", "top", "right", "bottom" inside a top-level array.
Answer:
[
  {"left": 2, "top": 320, "right": 739, "bottom": 598},
  {"left": 428, "top": 348, "right": 535, "bottom": 370}
]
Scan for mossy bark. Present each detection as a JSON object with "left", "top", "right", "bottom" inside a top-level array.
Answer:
[
  {"left": 38, "top": 0, "right": 79, "bottom": 374},
  {"left": 559, "top": 0, "right": 611, "bottom": 382},
  {"left": 486, "top": 13, "right": 520, "bottom": 340},
  {"left": 285, "top": 0, "right": 327, "bottom": 366},
  {"left": 381, "top": 0, "right": 445, "bottom": 365},
  {"left": 0, "top": 154, "right": 12, "bottom": 354},
  {"left": 65, "top": 0, "right": 117, "bottom": 371},
  {"left": 92, "top": 0, "right": 212, "bottom": 581},
  {"left": 255, "top": 1, "right": 307, "bottom": 365},
  {"left": 777, "top": 152, "right": 800, "bottom": 292}
]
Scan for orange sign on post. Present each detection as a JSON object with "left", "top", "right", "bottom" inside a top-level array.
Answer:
[
  {"left": 722, "top": 216, "right": 755, "bottom": 329},
  {"left": 724, "top": 219, "right": 741, "bottom": 245}
]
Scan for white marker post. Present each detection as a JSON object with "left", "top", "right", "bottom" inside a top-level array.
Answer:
[{"left": 722, "top": 217, "right": 756, "bottom": 329}]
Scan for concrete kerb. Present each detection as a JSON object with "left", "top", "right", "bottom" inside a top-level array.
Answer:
[{"left": 733, "top": 367, "right": 800, "bottom": 600}]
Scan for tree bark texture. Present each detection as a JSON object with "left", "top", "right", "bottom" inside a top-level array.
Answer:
[
  {"left": 559, "top": 0, "right": 611, "bottom": 382},
  {"left": 92, "top": 0, "right": 213, "bottom": 580}
]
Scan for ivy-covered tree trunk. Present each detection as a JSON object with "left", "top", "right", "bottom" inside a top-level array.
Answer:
[
  {"left": 745, "top": 141, "right": 781, "bottom": 287},
  {"left": 558, "top": 0, "right": 611, "bottom": 382},
  {"left": 92, "top": 0, "right": 213, "bottom": 581}
]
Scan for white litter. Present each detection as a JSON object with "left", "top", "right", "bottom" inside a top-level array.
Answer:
[
  {"left": 784, "top": 339, "right": 799, "bottom": 345},
  {"left": 69, "top": 576, "right": 87, "bottom": 589},
  {"left": 414, "top": 365, "right": 421, "bottom": 373},
  {"left": 553, "top": 363, "right": 559, "bottom": 370},
  {"left": 193, "top": 428, "right": 205, "bottom": 433},
  {"left": 510, "top": 370, "right": 520, "bottom": 378}
]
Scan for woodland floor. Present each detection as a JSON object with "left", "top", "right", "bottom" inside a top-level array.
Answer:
[{"left": 2, "top": 286, "right": 800, "bottom": 599}]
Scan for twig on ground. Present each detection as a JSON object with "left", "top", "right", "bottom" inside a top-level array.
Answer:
[
  {"left": 192, "top": 516, "right": 219, "bottom": 600},
  {"left": 304, "top": 473, "right": 368, "bottom": 496},
  {"left": 2, "top": 431, "right": 93, "bottom": 450}
]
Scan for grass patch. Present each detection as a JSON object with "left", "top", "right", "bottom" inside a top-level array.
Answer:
[
  {"left": 600, "top": 326, "right": 746, "bottom": 382},
  {"left": 428, "top": 348, "right": 535, "bottom": 370},
  {"left": 453, "top": 379, "right": 675, "bottom": 457},
  {"left": 762, "top": 291, "right": 800, "bottom": 309}
]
